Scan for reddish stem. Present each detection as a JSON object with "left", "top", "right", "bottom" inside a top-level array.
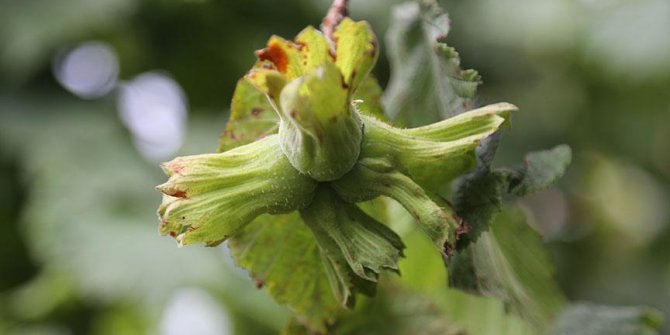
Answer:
[{"left": 321, "top": 0, "right": 349, "bottom": 43}]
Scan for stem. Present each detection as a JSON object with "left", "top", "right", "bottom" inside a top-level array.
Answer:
[{"left": 321, "top": 0, "right": 349, "bottom": 42}]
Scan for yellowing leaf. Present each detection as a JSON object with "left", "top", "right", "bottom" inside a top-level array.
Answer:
[
  {"left": 295, "top": 26, "right": 333, "bottom": 73},
  {"left": 255, "top": 35, "right": 304, "bottom": 81},
  {"left": 334, "top": 18, "right": 378, "bottom": 92},
  {"left": 245, "top": 67, "right": 287, "bottom": 103}
]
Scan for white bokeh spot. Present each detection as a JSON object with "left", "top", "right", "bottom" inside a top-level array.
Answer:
[
  {"left": 118, "top": 72, "right": 188, "bottom": 162},
  {"left": 54, "top": 41, "right": 119, "bottom": 99},
  {"left": 160, "top": 288, "right": 233, "bottom": 335}
]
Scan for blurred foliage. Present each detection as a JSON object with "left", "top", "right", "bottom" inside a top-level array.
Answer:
[
  {"left": 0, "top": 0, "right": 669, "bottom": 334},
  {"left": 550, "top": 303, "right": 663, "bottom": 335}
]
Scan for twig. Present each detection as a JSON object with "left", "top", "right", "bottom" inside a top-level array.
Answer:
[{"left": 321, "top": 0, "right": 349, "bottom": 42}]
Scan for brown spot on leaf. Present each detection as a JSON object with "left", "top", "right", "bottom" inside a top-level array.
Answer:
[
  {"left": 251, "top": 107, "right": 264, "bottom": 117},
  {"left": 290, "top": 110, "right": 298, "bottom": 119},
  {"left": 255, "top": 279, "right": 265, "bottom": 289},
  {"left": 256, "top": 42, "right": 289, "bottom": 73},
  {"left": 367, "top": 39, "right": 378, "bottom": 57},
  {"left": 166, "top": 162, "right": 185, "bottom": 174},
  {"left": 329, "top": 115, "right": 338, "bottom": 123},
  {"left": 340, "top": 74, "right": 349, "bottom": 90},
  {"left": 169, "top": 231, "right": 177, "bottom": 238},
  {"left": 168, "top": 190, "right": 188, "bottom": 198}
]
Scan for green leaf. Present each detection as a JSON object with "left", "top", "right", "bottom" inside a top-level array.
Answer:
[
  {"left": 508, "top": 144, "right": 572, "bottom": 196},
  {"left": 450, "top": 143, "right": 572, "bottom": 329},
  {"left": 449, "top": 207, "right": 566, "bottom": 331},
  {"left": 453, "top": 144, "right": 571, "bottom": 249},
  {"left": 438, "top": 288, "right": 536, "bottom": 335},
  {"left": 219, "top": 78, "right": 280, "bottom": 152},
  {"left": 391, "top": 216, "right": 537, "bottom": 335},
  {"left": 384, "top": 0, "right": 480, "bottom": 126},
  {"left": 452, "top": 168, "right": 506, "bottom": 251},
  {"left": 549, "top": 304, "right": 662, "bottom": 335},
  {"left": 300, "top": 187, "right": 405, "bottom": 283},
  {"left": 228, "top": 212, "right": 344, "bottom": 333}
]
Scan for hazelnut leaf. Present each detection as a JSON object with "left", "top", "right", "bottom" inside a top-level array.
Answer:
[
  {"left": 507, "top": 144, "right": 572, "bottom": 196},
  {"left": 218, "top": 78, "right": 280, "bottom": 152},
  {"left": 228, "top": 212, "right": 343, "bottom": 333},
  {"left": 384, "top": 0, "right": 480, "bottom": 126},
  {"left": 453, "top": 144, "right": 572, "bottom": 250},
  {"left": 448, "top": 207, "right": 567, "bottom": 331}
]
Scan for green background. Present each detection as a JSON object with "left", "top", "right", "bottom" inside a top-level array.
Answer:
[{"left": 1, "top": 0, "right": 668, "bottom": 334}]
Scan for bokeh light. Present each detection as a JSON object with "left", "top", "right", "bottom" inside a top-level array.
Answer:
[
  {"left": 53, "top": 41, "right": 119, "bottom": 99},
  {"left": 117, "top": 72, "right": 188, "bottom": 162},
  {"left": 160, "top": 288, "right": 232, "bottom": 335}
]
